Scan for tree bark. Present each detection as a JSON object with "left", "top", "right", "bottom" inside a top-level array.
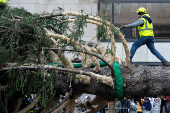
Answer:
[
  {"left": 121, "top": 64, "right": 170, "bottom": 98},
  {"left": 1, "top": 64, "right": 169, "bottom": 101},
  {"left": 53, "top": 64, "right": 170, "bottom": 100}
]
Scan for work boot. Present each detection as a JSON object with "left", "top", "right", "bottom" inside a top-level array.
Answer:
[{"left": 161, "top": 61, "right": 169, "bottom": 66}]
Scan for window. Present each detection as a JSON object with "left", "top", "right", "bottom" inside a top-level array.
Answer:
[
  {"left": 131, "top": 3, "right": 137, "bottom": 13},
  {"left": 147, "top": 3, "right": 152, "bottom": 12},
  {"left": 132, "top": 27, "right": 137, "bottom": 37},
  {"left": 99, "top": 2, "right": 112, "bottom": 22}
]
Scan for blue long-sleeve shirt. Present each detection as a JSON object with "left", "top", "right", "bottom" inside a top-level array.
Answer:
[
  {"left": 142, "top": 101, "right": 152, "bottom": 110},
  {"left": 125, "top": 19, "right": 144, "bottom": 28}
]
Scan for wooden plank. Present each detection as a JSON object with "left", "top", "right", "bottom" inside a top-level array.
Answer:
[{"left": 154, "top": 31, "right": 170, "bottom": 33}]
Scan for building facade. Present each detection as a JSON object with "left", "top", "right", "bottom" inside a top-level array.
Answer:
[{"left": 8, "top": 0, "right": 170, "bottom": 65}]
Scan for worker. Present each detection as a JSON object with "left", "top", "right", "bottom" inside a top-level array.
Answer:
[
  {"left": 0, "top": 0, "right": 6, "bottom": 10},
  {"left": 121, "top": 7, "right": 168, "bottom": 66},
  {"left": 0, "top": 0, "right": 6, "bottom": 3}
]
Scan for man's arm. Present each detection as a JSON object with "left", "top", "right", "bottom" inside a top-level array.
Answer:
[
  {"left": 123, "top": 19, "right": 144, "bottom": 28},
  {"left": 145, "top": 103, "right": 152, "bottom": 110}
]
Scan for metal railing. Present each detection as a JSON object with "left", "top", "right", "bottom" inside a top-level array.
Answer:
[
  {"left": 114, "top": 108, "right": 130, "bottom": 113},
  {"left": 113, "top": 108, "right": 161, "bottom": 113},
  {"left": 73, "top": 107, "right": 161, "bottom": 113}
]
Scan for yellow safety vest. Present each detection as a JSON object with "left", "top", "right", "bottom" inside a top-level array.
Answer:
[
  {"left": 138, "top": 14, "right": 154, "bottom": 37},
  {"left": 0, "top": 0, "right": 6, "bottom": 3}
]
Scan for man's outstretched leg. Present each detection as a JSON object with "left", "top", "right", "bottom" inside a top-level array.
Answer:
[
  {"left": 146, "top": 38, "right": 168, "bottom": 66},
  {"left": 130, "top": 37, "right": 145, "bottom": 60}
]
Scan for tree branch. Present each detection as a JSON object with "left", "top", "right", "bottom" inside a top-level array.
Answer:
[
  {"left": 18, "top": 94, "right": 41, "bottom": 113},
  {"left": 34, "top": 90, "right": 56, "bottom": 113},
  {"left": 13, "top": 13, "right": 63, "bottom": 19},
  {"left": 108, "top": 101, "right": 115, "bottom": 113},
  {"left": 45, "top": 29, "right": 100, "bottom": 72},
  {"left": 39, "top": 13, "right": 63, "bottom": 19},
  {"left": 64, "top": 92, "right": 70, "bottom": 113},
  {"left": 46, "top": 25, "right": 62, "bottom": 34},
  {"left": 47, "top": 88, "right": 72, "bottom": 113},
  {"left": 0, "top": 86, "right": 8, "bottom": 91},
  {"left": 13, "top": 98, "right": 22, "bottom": 113},
  {"left": 0, "top": 65, "right": 114, "bottom": 87},
  {"left": 43, "top": 47, "right": 114, "bottom": 78}
]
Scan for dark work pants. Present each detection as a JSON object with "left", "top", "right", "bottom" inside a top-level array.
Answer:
[{"left": 130, "top": 36, "right": 166, "bottom": 62}]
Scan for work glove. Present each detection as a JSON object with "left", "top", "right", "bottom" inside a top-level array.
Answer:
[
  {"left": 120, "top": 25, "right": 125, "bottom": 28},
  {"left": 136, "top": 36, "right": 140, "bottom": 39}
]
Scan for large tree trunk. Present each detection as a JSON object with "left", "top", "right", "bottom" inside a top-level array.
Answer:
[
  {"left": 54, "top": 64, "right": 170, "bottom": 101},
  {"left": 122, "top": 64, "right": 170, "bottom": 98}
]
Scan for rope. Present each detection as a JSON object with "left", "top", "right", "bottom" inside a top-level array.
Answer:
[
  {"left": 90, "top": 38, "right": 101, "bottom": 51},
  {"left": 85, "top": 35, "right": 96, "bottom": 46}
]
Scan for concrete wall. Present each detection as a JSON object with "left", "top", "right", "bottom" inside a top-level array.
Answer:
[
  {"left": 8, "top": 0, "right": 98, "bottom": 42},
  {"left": 8, "top": 0, "right": 97, "bottom": 14},
  {"left": 8, "top": 0, "right": 170, "bottom": 62}
]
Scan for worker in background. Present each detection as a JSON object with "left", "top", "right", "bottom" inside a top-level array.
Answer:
[
  {"left": 0, "top": 0, "right": 6, "bottom": 3},
  {"left": 121, "top": 7, "right": 168, "bottom": 66},
  {"left": 0, "top": 0, "right": 6, "bottom": 10}
]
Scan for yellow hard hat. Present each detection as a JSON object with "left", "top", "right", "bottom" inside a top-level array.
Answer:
[
  {"left": 136, "top": 7, "right": 147, "bottom": 14},
  {"left": 0, "top": 0, "right": 6, "bottom": 3}
]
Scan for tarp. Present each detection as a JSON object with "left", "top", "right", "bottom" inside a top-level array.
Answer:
[{"left": 113, "top": 62, "right": 123, "bottom": 101}]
